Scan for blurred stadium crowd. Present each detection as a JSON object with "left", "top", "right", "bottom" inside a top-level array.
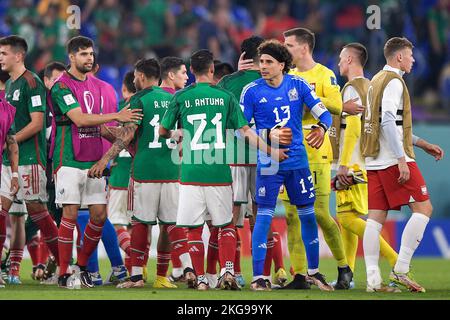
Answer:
[{"left": 0, "top": 0, "right": 449, "bottom": 116}]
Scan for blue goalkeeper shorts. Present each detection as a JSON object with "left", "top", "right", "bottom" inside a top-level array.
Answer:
[{"left": 255, "top": 168, "right": 316, "bottom": 207}]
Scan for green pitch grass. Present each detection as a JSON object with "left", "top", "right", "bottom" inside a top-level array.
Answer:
[{"left": 0, "top": 257, "right": 448, "bottom": 300}]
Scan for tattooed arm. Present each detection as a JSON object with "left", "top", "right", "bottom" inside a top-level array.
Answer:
[
  {"left": 88, "top": 123, "right": 137, "bottom": 178},
  {"left": 100, "top": 124, "right": 123, "bottom": 143},
  {"left": 6, "top": 134, "right": 19, "bottom": 196}
]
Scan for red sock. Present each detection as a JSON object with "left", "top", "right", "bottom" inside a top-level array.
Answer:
[
  {"left": 218, "top": 223, "right": 237, "bottom": 271},
  {"left": 272, "top": 230, "right": 284, "bottom": 271},
  {"left": 116, "top": 228, "right": 131, "bottom": 256},
  {"left": 77, "top": 219, "right": 104, "bottom": 267},
  {"left": 206, "top": 226, "right": 219, "bottom": 274},
  {"left": 27, "top": 234, "right": 40, "bottom": 267},
  {"left": 157, "top": 250, "right": 171, "bottom": 277},
  {"left": 234, "top": 229, "right": 241, "bottom": 274},
  {"left": 9, "top": 249, "right": 24, "bottom": 277},
  {"left": 130, "top": 222, "right": 148, "bottom": 268},
  {"left": 58, "top": 217, "right": 76, "bottom": 275},
  {"left": 38, "top": 236, "right": 49, "bottom": 265},
  {"left": 125, "top": 254, "right": 131, "bottom": 274},
  {"left": 167, "top": 225, "right": 187, "bottom": 269},
  {"left": 188, "top": 226, "right": 205, "bottom": 276},
  {"left": 0, "top": 209, "right": 8, "bottom": 269},
  {"left": 28, "top": 210, "right": 59, "bottom": 264},
  {"left": 263, "top": 237, "right": 274, "bottom": 277},
  {"left": 75, "top": 223, "right": 81, "bottom": 257}
]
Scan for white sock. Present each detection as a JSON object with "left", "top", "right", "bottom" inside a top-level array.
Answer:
[
  {"left": 307, "top": 268, "right": 319, "bottom": 275},
  {"left": 179, "top": 252, "right": 193, "bottom": 270},
  {"left": 364, "top": 219, "right": 382, "bottom": 274},
  {"left": 131, "top": 266, "right": 143, "bottom": 277},
  {"left": 172, "top": 267, "right": 183, "bottom": 278},
  {"left": 394, "top": 213, "right": 430, "bottom": 274}
]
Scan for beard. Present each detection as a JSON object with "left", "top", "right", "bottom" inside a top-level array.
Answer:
[{"left": 75, "top": 62, "right": 93, "bottom": 74}]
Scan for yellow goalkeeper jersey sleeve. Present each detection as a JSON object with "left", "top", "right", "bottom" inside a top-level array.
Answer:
[{"left": 289, "top": 63, "right": 342, "bottom": 164}]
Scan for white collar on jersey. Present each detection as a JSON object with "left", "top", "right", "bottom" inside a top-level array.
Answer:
[{"left": 383, "top": 64, "right": 405, "bottom": 77}]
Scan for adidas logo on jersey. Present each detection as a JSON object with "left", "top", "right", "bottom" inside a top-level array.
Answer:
[
  {"left": 309, "top": 193, "right": 314, "bottom": 199},
  {"left": 309, "top": 238, "right": 319, "bottom": 245},
  {"left": 258, "top": 187, "right": 266, "bottom": 197},
  {"left": 259, "top": 97, "right": 268, "bottom": 103}
]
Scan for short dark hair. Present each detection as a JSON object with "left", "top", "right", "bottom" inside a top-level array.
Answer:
[
  {"left": 241, "top": 36, "right": 265, "bottom": 60},
  {"left": 344, "top": 42, "right": 368, "bottom": 67},
  {"left": 67, "top": 36, "right": 94, "bottom": 54},
  {"left": 258, "top": 40, "right": 293, "bottom": 73},
  {"left": 384, "top": 37, "right": 414, "bottom": 60},
  {"left": 134, "top": 58, "right": 160, "bottom": 80},
  {"left": 123, "top": 71, "right": 136, "bottom": 93},
  {"left": 190, "top": 49, "right": 214, "bottom": 75},
  {"left": 214, "top": 62, "right": 234, "bottom": 80},
  {"left": 0, "top": 35, "right": 28, "bottom": 55},
  {"left": 283, "top": 27, "right": 315, "bottom": 52},
  {"left": 0, "top": 69, "right": 10, "bottom": 84},
  {"left": 44, "top": 61, "right": 66, "bottom": 78},
  {"left": 160, "top": 56, "right": 185, "bottom": 80}
]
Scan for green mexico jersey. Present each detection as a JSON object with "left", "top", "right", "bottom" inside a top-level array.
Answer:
[
  {"left": 161, "top": 82, "right": 248, "bottom": 185},
  {"left": 130, "top": 86, "right": 179, "bottom": 182},
  {"left": 50, "top": 81, "right": 94, "bottom": 170},
  {"left": 2, "top": 70, "right": 47, "bottom": 167},
  {"left": 109, "top": 99, "right": 132, "bottom": 188},
  {"left": 217, "top": 70, "right": 260, "bottom": 166}
]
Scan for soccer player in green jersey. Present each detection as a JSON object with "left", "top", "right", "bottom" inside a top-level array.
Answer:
[
  {"left": 0, "top": 35, "right": 60, "bottom": 285},
  {"left": 156, "top": 57, "right": 190, "bottom": 287},
  {"left": 88, "top": 58, "right": 195, "bottom": 289},
  {"left": 159, "top": 49, "right": 288, "bottom": 290},
  {"left": 50, "top": 36, "right": 141, "bottom": 289}
]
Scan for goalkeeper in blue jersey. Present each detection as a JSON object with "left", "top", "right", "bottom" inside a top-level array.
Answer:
[{"left": 240, "top": 40, "right": 334, "bottom": 291}]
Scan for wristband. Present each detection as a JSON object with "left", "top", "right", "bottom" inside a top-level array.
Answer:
[
  {"left": 317, "top": 122, "right": 329, "bottom": 132},
  {"left": 12, "top": 172, "right": 19, "bottom": 178}
]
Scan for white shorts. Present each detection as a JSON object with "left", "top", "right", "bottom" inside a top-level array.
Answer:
[
  {"left": 0, "top": 197, "right": 27, "bottom": 217},
  {"left": 177, "top": 184, "right": 232, "bottom": 227},
  {"left": 128, "top": 179, "right": 178, "bottom": 225},
  {"left": 1, "top": 164, "right": 48, "bottom": 202},
  {"left": 55, "top": 166, "right": 107, "bottom": 206},
  {"left": 108, "top": 188, "right": 132, "bottom": 226},
  {"left": 231, "top": 166, "right": 256, "bottom": 203},
  {"left": 236, "top": 192, "right": 255, "bottom": 228}
]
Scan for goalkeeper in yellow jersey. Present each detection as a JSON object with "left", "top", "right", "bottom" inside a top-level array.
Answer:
[
  {"left": 280, "top": 28, "right": 358, "bottom": 290},
  {"left": 330, "top": 43, "right": 399, "bottom": 289}
]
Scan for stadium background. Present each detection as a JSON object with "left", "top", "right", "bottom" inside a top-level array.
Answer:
[{"left": 1, "top": 0, "right": 449, "bottom": 260}]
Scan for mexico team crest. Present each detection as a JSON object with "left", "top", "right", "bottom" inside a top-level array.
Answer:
[{"left": 288, "top": 88, "right": 298, "bottom": 101}]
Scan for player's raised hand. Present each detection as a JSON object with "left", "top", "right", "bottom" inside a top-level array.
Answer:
[
  {"left": 397, "top": 159, "right": 410, "bottom": 184},
  {"left": 306, "top": 126, "right": 325, "bottom": 149},
  {"left": 269, "top": 127, "right": 293, "bottom": 145},
  {"left": 116, "top": 105, "right": 143, "bottom": 123},
  {"left": 88, "top": 159, "right": 109, "bottom": 179},
  {"left": 343, "top": 98, "right": 365, "bottom": 115},
  {"left": 238, "top": 52, "right": 254, "bottom": 71},
  {"left": 422, "top": 142, "right": 444, "bottom": 161}
]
